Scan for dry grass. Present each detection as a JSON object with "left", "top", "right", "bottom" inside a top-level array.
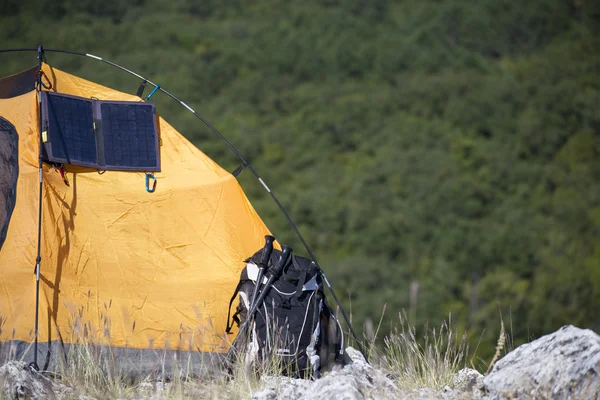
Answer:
[
  {"left": 0, "top": 307, "right": 474, "bottom": 399},
  {"left": 49, "top": 306, "right": 288, "bottom": 400},
  {"left": 485, "top": 319, "right": 506, "bottom": 375},
  {"left": 0, "top": 306, "right": 312, "bottom": 400},
  {"left": 374, "top": 311, "right": 469, "bottom": 391}
]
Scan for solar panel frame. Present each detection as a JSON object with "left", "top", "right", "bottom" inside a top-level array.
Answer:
[{"left": 41, "top": 92, "right": 161, "bottom": 172}]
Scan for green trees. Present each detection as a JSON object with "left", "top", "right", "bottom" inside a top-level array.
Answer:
[{"left": 1, "top": 0, "right": 598, "bottom": 362}]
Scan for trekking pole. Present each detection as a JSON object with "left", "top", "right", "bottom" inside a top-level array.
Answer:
[
  {"left": 227, "top": 245, "right": 292, "bottom": 365},
  {"left": 225, "top": 235, "right": 275, "bottom": 367},
  {"left": 246, "top": 245, "right": 291, "bottom": 320},
  {"left": 248, "top": 235, "right": 274, "bottom": 312}
]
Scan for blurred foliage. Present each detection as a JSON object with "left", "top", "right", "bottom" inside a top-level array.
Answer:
[{"left": 1, "top": 0, "right": 599, "bottom": 362}]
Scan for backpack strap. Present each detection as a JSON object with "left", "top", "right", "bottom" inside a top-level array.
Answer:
[
  {"left": 282, "top": 256, "right": 308, "bottom": 297},
  {"left": 323, "top": 297, "right": 344, "bottom": 363},
  {"left": 225, "top": 280, "right": 243, "bottom": 334},
  {"left": 292, "top": 256, "right": 307, "bottom": 297},
  {"left": 231, "top": 310, "right": 241, "bottom": 328}
]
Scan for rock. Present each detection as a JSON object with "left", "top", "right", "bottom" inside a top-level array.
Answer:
[
  {"left": 451, "top": 368, "right": 484, "bottom": 398},
  {"left": 410, "top": 387, "right": 471, "bottom": 400},
  {"left": 309, "top": 347, "right": 398, "bottom": 400},
  {"left": 0, "top": 361, "right": 98, "bottom": 400},
  {"left": 252, "top": 347, "right": 398, "bottom": 400},
  {"left": 0, "top": 361, "right": 56, "bottom": 399},
  {"left": 484, "top": 325, "right": 600, "bottom": 400},
  {"left": 252, "top": 376, "right": 312, "bottom": 400}
]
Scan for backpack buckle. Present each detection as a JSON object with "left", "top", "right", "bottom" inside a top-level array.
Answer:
[{"left": 281, "top": 298, "right": 291, "bottom": 309}]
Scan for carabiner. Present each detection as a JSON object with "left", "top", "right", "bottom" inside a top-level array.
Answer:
[
  {"left": 58, "top": 165, "right": 70, "bottom": 186},
  {"left": 145, "top": 173, "right": 157, "bottom": 193},
  {"left": 36, "top": 70, "right": 53, "bottom": 90},
  {"left": 52, "top": 163, "right": 69, "bottom": 186}
]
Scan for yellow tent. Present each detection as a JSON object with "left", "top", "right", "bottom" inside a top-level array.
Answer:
[{"left": 0, "top": 64, "right": 271, "bottom": 369}]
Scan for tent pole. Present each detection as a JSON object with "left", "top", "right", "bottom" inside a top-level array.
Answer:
[
  {"left": 0, "top": 47, "right": 367, "bottom": 361},
  {"left": 31, "top": 45, "right": 44, "bottom": 371}
]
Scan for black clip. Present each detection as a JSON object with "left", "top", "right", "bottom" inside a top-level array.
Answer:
[{"left": 136, "top": 79, "right": 147, "bottom": 98}]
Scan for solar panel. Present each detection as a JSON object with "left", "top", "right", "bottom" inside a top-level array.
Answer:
[
  {"left": 44, "top": 93, "right": 96, "bottom": 166},
  {"left": 101, "top": 102, "right": 159, "bottom": 170},
  {"left": 41, "top": 92, "right": 160, "bottom": 171}
]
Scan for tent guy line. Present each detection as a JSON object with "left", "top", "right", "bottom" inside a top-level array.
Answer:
[{"left": 0, "top": 46, "right": 367, "bottom": 363}]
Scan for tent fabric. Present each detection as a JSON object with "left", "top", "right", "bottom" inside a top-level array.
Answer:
[
  {"left": 0, "top": 64, "right": 271, "bottom": 355},
  {"left": 0, "top": 66, "right": 37, "bottom": 99}
]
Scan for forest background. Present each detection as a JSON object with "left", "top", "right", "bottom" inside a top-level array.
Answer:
[{"left": 1, "top": 0, "right": 599, "bottom": 364}]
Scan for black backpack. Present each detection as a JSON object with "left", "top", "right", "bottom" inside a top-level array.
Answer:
[{"left": 226, "top": 248, "right": 344, "bottom": 378}]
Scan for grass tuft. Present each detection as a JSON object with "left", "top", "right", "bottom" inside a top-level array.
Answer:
[{"left": 377, "top": 311, "right": 469, "bottom": 391}]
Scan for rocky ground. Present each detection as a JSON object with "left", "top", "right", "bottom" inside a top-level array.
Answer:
[{"left": 1, "top": 325, "right": 599, "bottom": 399}]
